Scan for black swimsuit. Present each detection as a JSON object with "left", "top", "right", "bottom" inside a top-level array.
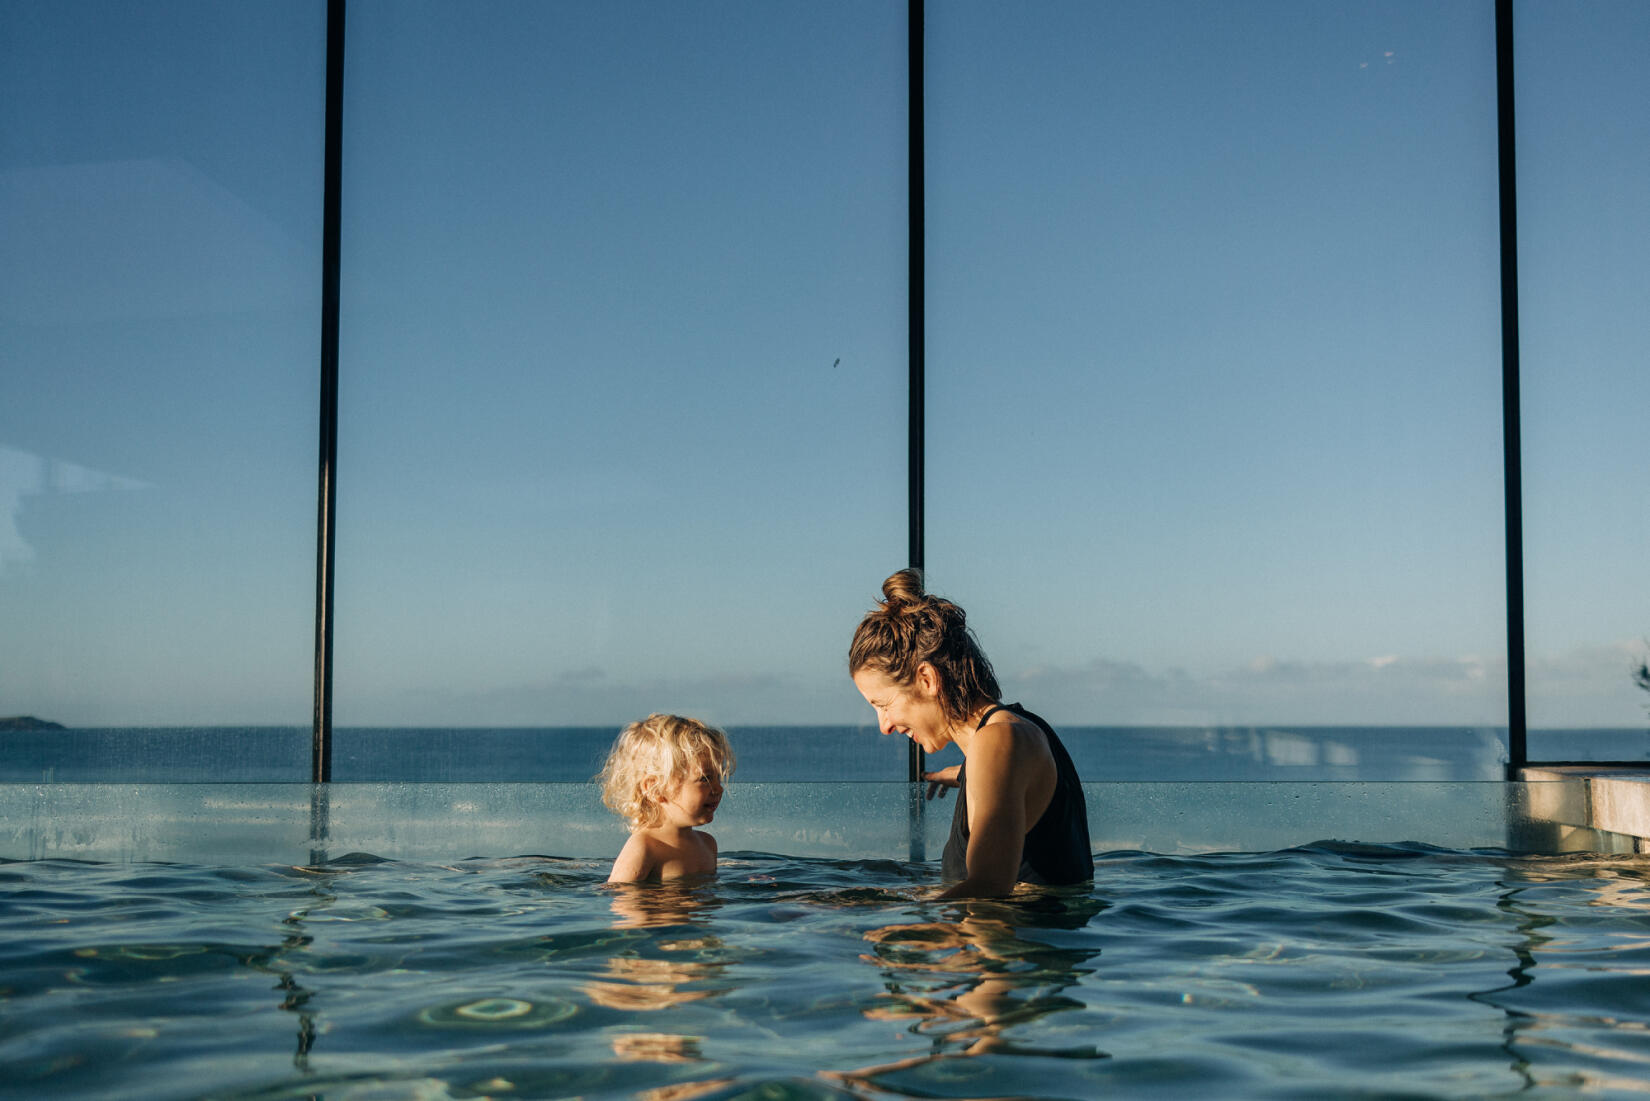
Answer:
[{"left": 941, "top": 703, "right": 1092, "bottom": 886}]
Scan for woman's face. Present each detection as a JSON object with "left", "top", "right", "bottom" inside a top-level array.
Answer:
[{"left": 852, "top": 665, "right": 953, "bottom": 753}]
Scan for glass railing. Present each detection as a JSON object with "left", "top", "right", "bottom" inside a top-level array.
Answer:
[{"left": 2, "top": 779, "right": 1630, "bottom": 865}]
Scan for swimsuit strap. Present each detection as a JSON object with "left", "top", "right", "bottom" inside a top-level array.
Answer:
[{"left": 974, "top": 702, "right": 1021, "bottom": 730}]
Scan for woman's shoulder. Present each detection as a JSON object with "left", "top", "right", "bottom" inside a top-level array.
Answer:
[
  {"left": 976, "top": 706, "right": 1048, "bottom": 742},
  {"left": 971, "top": 712, "right": 1052, "bottom": 767},
  {"left": 963, "top": 716, "right": 1042, "bottom": 759}
]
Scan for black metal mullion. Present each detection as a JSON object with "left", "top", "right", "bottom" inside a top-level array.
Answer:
[
  {"left": 1496, "top": 0, "right": 1527, "bottom": 780},
  {"left": 312, "top": 0, "right": 345, "bottom": 784},
  {"left": 907, "top": 0, "right": 926, "bottom": 787}
]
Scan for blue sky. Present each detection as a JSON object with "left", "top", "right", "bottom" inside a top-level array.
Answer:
[{"left": 2, "top": 0, "right": 1646, "bottom": 732}]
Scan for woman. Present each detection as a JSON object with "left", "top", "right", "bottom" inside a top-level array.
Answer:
[{"left": 849, "top": 569, "right": 1091, "bottom": 897}]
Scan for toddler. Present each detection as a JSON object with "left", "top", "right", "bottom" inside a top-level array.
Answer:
[{"left": 598, "top": 714, "right": 734, "bottom": 884}]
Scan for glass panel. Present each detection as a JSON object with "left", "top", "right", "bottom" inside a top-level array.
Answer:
[
  {"left": 926, "top": 0, "right": 1508, "bottom": 778},
  {"left": 1517, "top": 0, "right": 1650, "bottom": 759},
  {"left": 0, "top": 780, "right": 1573, "bottom": 864},
  {"left": 335, "top": 2, "right": 907, "bottom": 776},
  {"left": 0, "top": 1, "right": 323, "bottom": 774}
]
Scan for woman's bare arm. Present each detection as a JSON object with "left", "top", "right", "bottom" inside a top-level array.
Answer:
[{"left": 935, "top": 733, "right": 1026, "bottom": 898}]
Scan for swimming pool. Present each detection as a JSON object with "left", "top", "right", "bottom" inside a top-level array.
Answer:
[
  {"left": 3, "top": 778, "right": 1648, "bottom": 1098},
  {"left": 5, "top": 839, "right": 1650, "bottom": 1099}
]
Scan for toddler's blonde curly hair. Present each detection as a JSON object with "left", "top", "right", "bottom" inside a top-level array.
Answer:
[{"left": 597, "top": 714, "right": 735, "bottom": 830}]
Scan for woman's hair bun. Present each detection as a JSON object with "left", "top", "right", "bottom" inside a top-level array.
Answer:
[
  {"left": 881, "top": 567, "right": 925, "bottom": 607},
  {"left": 850, "top": 567, "right": 998, "bottom": 720}
]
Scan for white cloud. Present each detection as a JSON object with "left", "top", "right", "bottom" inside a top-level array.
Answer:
[
  {"left": 1006, "top": 642, "right": 1650, "bottom": 729},
  {"left": 1005, "top": 650, "right": 1508, "bottom": 727},
  {"left": 320, "top": 643, "right": 1650, "bottom": 731},
  {"left": 1525, "top": 639, "right": 1650, "bottom": 728}
]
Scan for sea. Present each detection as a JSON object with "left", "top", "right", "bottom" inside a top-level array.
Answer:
[{"left": 4, "top": 724, "right": 1645, "bottom": 784}]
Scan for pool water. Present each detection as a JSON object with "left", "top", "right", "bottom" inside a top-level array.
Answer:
[{"left": 4, "top": 845, "right": 1650, "bottom": 1099}]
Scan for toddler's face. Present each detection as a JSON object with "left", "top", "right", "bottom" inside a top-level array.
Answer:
[{"left": 660, "top": 754, "right": 724, "bottom": 827}]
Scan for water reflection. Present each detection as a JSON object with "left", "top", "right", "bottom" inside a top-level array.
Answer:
[
  {"left": 272, "top": 864, "right": 335, "bottom": 1070},
  {"left": 830, "top": 889, "right": 1108, "bottom": 1090},
  {"left": 1474, "top": 855, "right": 1650, "bottom": 1093},
  {"left": 588, "top": 880, "right": 736, "bottom": 1094},
  {"left": 582, "top": 953, "right": 730, "bottom": 1012},
  {"left": 602, "top": 878, "right": 721, "bottom": 929}
]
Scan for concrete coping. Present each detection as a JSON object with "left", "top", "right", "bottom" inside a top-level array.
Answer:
[{"left": 1521, "top": 767, "right": 1650, "bottom": 852}]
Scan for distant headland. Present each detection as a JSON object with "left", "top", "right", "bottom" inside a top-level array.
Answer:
[{"left": 0, "top": 716, "right": 66, "bottom": 731}]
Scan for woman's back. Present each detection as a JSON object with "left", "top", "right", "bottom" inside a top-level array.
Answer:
[{"left": 941, "top": 704, "right": 1092, "bottom": 886}]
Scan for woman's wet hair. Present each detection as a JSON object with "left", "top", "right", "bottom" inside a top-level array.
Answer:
[
  {"left": 849, "top": 569, "right": 1000, "bottom": 722},
  {"left": 597, "top": 714, "right": 735, "bottom": 830}
]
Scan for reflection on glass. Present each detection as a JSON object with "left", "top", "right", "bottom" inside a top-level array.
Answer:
[
  {"left": 335, "top": 1, "right": 906, "bottom": 754},
  {"left": 8, "top": 0, "right": 1640, "bottom": 781},
  {"left": 1516, "top": 0, "right": 1650, "bottom": 745},
  {"left": 927, "top": 1, "right": 1507, "bottom": 741},
  {"left": 0, "top": 1, "right": 323, "bottom": 735}
]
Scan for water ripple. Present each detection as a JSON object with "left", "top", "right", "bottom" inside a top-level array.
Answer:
[{"left": 5, "top": 847, "right": 1650, "bottom": 1097}]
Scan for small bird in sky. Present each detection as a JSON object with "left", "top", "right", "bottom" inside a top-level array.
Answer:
[{"left": 832, "top": 358, "right": 840, "bottom": 369}]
